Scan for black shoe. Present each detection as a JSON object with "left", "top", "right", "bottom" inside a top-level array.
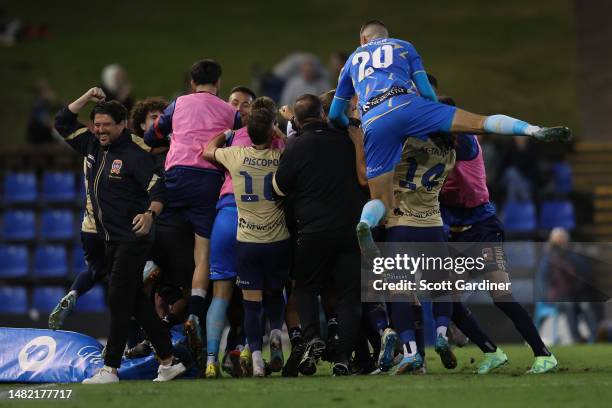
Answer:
[
  {"left": 332, "top": 362, "right": 350, "bottom": 376},
  {"left": 298, "top": 338, "right": 326, "bottom": 376},
  {"left": 282, "top": 341, "right": 306, "bottom": 377},
  {"left": 124, "top": 340, "right": 153, "bottom": 359}
]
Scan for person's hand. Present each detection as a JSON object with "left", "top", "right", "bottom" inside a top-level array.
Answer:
[
  {"left": 86, "top": 87, "right": 106, "bottom": 103},
  {"left": 132, "top": 212, "right": 154, "bottom": 236},
  {"left": 279, "top": 105, "right": 294, "bottom": 121}
]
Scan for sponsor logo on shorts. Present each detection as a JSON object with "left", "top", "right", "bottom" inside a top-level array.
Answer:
[{"left": 238, "top": 217, "right": 285, "bottom": 232}]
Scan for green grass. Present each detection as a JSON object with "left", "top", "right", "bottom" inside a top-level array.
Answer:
[
  {"left": 2, "top": 344, "right": 612, "bottom": 407},
  {"left": 1, "top": 0, "right": 577, "bottom": 144}
]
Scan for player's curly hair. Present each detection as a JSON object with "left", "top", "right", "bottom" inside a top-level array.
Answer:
[
  {"left": 130, "top": 97, "right": 168, "bottom": 136},
  {"left": 247, "top": 97, "right": 277, "bottom": 145}
]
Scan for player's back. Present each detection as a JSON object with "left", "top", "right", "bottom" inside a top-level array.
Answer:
[
  {"left": 217, "top": 146, "right": 289, "bottom": 244},
  {"left": 386, "top": 135, "right": 456, "bottom": 228},
  {"left": 166, "top": 92, "right": 236, "bottom": 171},
  {"left": 344, "top": 38, "right": 422, "bottom": 109}
]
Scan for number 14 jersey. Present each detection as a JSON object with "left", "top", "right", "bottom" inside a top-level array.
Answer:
[
  {"left": 386, "top": 135, "right": 456, "bottom": 228},
  {"left": 215, "top": 146, "right": 290, "bottom": 243}
]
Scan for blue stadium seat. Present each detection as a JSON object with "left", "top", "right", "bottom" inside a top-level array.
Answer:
[
  {"left": 0, "top": 286, "right": 28, "bottom": 313},
  {"left": 539, "top": 200, "right": 575, "bottom": 230},
  {"left": 3, "top": 172, "right": 37, "bottom": 204},
  {"left": 0, "top": 245, "right": 29, "bottom": 278},
  {"left": 41, "top": 171, "right": 77, "bottom": 203},
  {"left": 40, "top": 210, "right": 74, "bottom": 240},
  {"left": 75, "top": 285, "right": 106, "bottom": 312},
  {"left": 502, "top": 201, "right": 536, "bottom": 232},
  {"left": 2, "top": 210, "right": 36, "bottom": 241},
  {"left": 72, "top": 246, "right": 87, "bottom": 274},
  {"left": 552, "top": 162, "right": 573, "bottom": 194},
  {"left": 33, "top": 245, "right": 68, "bottom": 277},
  {"left": 32, "top": 286, "right": 65, "bottom": 312},
  {"left": 504, "top": 241, "right": 537, "bottom": 270}
]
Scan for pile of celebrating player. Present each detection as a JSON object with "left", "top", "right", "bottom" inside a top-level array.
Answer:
[{"left": 50, "top": 20, "right": 572, "bottom": 384}]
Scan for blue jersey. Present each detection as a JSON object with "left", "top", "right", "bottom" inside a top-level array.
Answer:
[{"left": 335, "top": 37, "right": 425, "bottom": 111}]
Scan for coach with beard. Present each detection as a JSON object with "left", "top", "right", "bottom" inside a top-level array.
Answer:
[
  {"left": 272, "top": 93, "right": 366, "bottom": 376},
  {"left": 54, "top": 87, "right": 185, "bottom": 384}
]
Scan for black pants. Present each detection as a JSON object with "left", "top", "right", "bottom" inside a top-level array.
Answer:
[
  {"left": 292, "top": 226, "right": 362, "bottom": 362},
  {"left": 104, "top": 239, "right": 173, "bottom": 368}
]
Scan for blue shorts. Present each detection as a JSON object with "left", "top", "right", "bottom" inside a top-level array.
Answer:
[
  {"left": 160, "top": 166, "right": 223, "bottom": 239},
  {"left": 236, "top": 239, "right": 291, "bottom": 291},
  {"left": 210, "top": 205, "right": 238, "bottom": 281},
  {"left": 363, "top": 94, "right": 456, "bottom": 179},
  {"left": 448, "top": 216, "right": 506, "bottom": 275},
  {"left": 385, "top": 226, "right": 448, "bottom": 243}
]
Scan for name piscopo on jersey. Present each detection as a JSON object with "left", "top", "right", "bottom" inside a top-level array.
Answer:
[{"left": 242, "top": 157, "right": 280, "bottom": 167}]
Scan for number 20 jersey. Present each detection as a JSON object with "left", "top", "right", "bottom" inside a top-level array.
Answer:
[
  {"left": 214, "top": 146, "right": 290, "bottom": 243},
  {"left": 386, "top": 136, "right": 456, "bottom": 228},
  {"left": 335, "top": 37, "right": 424, "bottom": 113}
]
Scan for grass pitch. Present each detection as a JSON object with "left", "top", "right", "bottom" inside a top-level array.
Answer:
[{"left": 2, "top": 344, "right": 611, "bottom": 408}]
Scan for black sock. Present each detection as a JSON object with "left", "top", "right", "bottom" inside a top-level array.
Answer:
[
  {"left": 289, "top": 326, "right": 303, "bottom": 347},
  {"left": 494, "top": 295, "right": 550, "bottom": 357},
  {"left": 412, "top": 305, "right": 425, "bottom": 357},
  {"left": 452, "top": 302, "right": 497, "bottom": 353},
  {"left": 327, "top": 317, "right": 339, "bottom": 340}
]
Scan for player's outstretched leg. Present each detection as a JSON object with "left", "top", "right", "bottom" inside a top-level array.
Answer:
[{"left": 451, "top": 109, "right": 572, "bottom": 142}]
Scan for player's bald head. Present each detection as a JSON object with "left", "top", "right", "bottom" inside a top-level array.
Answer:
[{"left": 360, "top": 20, "right": 388, "bottom": 45}]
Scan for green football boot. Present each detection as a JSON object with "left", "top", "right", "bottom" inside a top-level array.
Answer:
[
  {"left": 533, "top": 126, "right": 572, "bottom": 143},
  {"left": 527, "top": 354, "right": 558, "bottom": 374},
  {"left": 476, "top": 348, "right": 508, "bottom": 374},
  {"left": 48, "top": 292, "right": 77, "bottom": 330}
]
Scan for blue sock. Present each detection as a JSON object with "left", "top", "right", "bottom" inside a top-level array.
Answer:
[
  {"left": 263, "top": 291, "right": 285, "bottom": 331},
  {"left": 360, "top": 199, "right": 386, "bottom": 228},
  {"left": 243, "top": 300, "right": 264, "bottom": 352},
  {"left": 433, "top": 302, "right": 452, "bottom": 330},
  {"left": 206, "top": 297, "right": 230, "bottom": 361},
  {"left": 484, "top": 114, "right": 532, "bottom": 135},
  {"left": 364, "top": 302, "right": 389, "bottom": 333},
  {"left": 389, "top": 302, "right": 415, "bottom": 350}
]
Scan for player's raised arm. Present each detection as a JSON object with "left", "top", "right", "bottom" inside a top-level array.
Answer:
[{"left": 202, "top": 129, "right": 233, "bottom": 163}]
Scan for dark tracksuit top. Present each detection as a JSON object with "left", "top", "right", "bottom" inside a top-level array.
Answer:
[{"left": 54, "top": 106, "right": 165, "bottom": 242}]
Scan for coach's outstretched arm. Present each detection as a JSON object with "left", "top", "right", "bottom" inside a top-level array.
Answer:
[{"left": 54, "top": 87, "right": 105, "bottom": 156}]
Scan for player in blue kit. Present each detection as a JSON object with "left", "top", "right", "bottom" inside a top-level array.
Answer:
[{"left": 328, "top": 20, "right": 572, "bottom": 257}]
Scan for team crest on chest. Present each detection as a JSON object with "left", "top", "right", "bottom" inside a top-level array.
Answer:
[{"left": 111, "top": 159, "right": 123, "bottom": 175}]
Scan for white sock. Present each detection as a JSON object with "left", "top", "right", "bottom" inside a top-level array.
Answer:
[
  {"left": 237, "top": 344, "right": 245, "bottom": 352},
  {"left": 191, "top": 288, "right": 207, "bottom": 298},
  {"left": 403, "top": 342, "right": 417, "bottom": 357},
  {"left": 252, "top": 350, "right": 263, "bottom": 367},
  {"left": 270, "top": 329, "right": 282, "bottom": 339},
  {"left": 436, "top": 326, "right": 448, "bottom": 339},
  {"left": 207, "top": 354, "right": 216, "bottom": 365},
  {"left": 68, "top": 289, "right": 78, "bottom": 298},
  {"left": 524, "top": 125, "right": 541, "bottom": 136}
]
